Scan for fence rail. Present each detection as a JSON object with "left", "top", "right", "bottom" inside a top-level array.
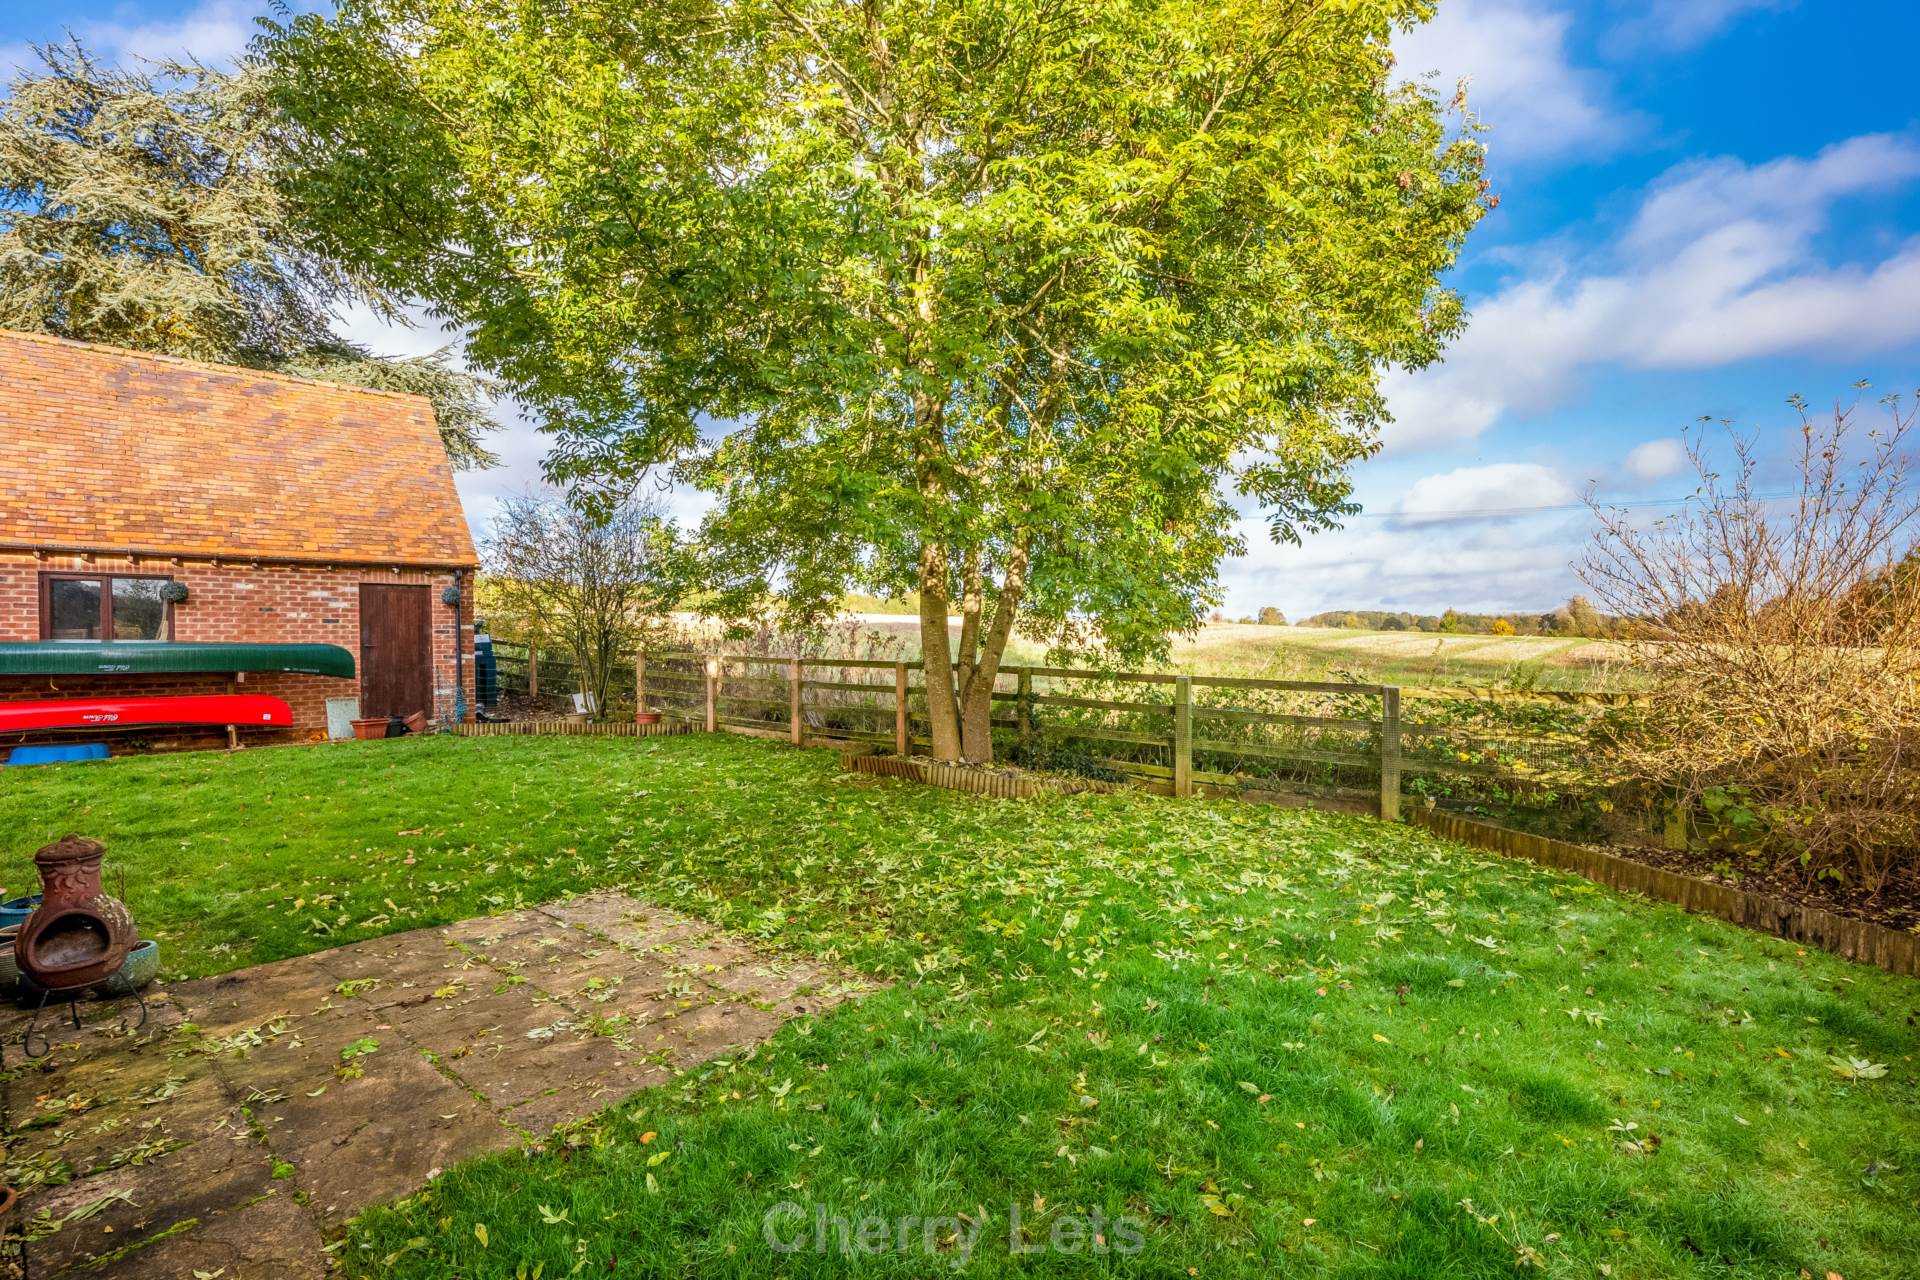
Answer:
[
  {"left": 485, "top": 643, "right": 1638, "bottom": 825},
  {"left": 630, "top": 651, "right": 1501, "bottom": 822}
]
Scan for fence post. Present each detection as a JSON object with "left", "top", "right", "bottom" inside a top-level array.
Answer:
[
  {"left": 527, "top": 644, "right": 539, "bottom": 701},
  {"left": 789, "top": 658, "right": 803, "bottom": 746},
  {"left": 704, "top": 656, "right": 719, "bottom": 733},
  {"left": 634, "top": 652, "right": 646, "bottom": 713},
  {"left": 1173, "top": 675, "right": 1193, "bottom": 798},
  {"left": 1378, "top": 686, "right": 1402, "bottom": 822},
  {"left": 894, "top": 662, "right": 910, "bottom": 756},
  {"left": 1016, "top": 667, "right": 1032, "bottom": 755}
]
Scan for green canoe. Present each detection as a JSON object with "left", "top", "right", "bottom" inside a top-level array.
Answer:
[{"left": 0, "top": 642, "right": 355, "bottom": 679}]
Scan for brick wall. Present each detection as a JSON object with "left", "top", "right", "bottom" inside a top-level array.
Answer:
[{"left": 0, "top": 551, "right": 473, "bottom": 752}]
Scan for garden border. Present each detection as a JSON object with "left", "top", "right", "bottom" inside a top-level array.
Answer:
[
  {"left": 843, "top": 750, "right": 1121, "bottom": 798},
  {"left": 1408, "top": 806, "right": 1920, "bottom": 978},
  {"left": 453, "top": 718, "right": 696, "bottom": 738}
]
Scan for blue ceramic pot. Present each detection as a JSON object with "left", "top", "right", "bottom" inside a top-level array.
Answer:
[
  {"left": 93, "top": 941, "right": 159, "bottom": 998},
  {"left": 0, "top": 895, "right": 40, "bottom": 931}
]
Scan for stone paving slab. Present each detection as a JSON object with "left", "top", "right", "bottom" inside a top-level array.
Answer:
[{"left": 0, "top": 891, "right": 875, "bottom": 1277}]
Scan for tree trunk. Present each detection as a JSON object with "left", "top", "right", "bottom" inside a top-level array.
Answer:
[
  {"left": 919, "top": 540, "right": 1019, "bottom": 765},
  {"left": 918, "top": 539, "right": 963, "bottom": 760}
]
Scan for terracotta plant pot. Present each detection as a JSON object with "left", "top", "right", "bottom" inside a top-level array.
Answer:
[
  {"left": 351, "top": 717, "right": 388, "bottom": 741},
  {"left": 634, "top": 711, "right": 662, "bottom": 726},
  {"left": 404, "top": 710, "right": 429, "bottom": 736}
]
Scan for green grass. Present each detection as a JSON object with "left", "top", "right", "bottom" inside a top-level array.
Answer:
[{"left": 3, "top": 735, "right": 1916, "bottom": 1278}]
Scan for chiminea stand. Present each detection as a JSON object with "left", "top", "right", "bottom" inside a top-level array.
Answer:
[{"left": 22, "top": 982, "right": 149, "bottom": 1059}]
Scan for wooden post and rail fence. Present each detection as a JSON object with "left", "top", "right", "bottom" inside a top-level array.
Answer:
[
  {"left": 611, "top": 651, "right": 1449, "bottom": 819},
  {"left": 488, "top": 642, "right": 1611, "bottom": 821}
]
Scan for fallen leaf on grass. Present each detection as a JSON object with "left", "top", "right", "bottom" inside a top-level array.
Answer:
[{"left": 1827, "top": 1055, "right": 1887, "bottom": 1081}]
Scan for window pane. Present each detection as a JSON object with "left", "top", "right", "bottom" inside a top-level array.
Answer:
[
  {"left": 111, "top": 579, "right": 170, "bottom": 640},
  {"left": 49, "top": 579, "right": 104, "bottom": 640}
]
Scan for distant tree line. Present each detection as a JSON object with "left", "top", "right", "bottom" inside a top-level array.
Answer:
[{"left": 1222, "top": 597, "right": 1623, "bottom": 637}]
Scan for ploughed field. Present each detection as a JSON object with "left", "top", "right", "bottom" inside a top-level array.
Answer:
[{"left": 1, "top": 734, "right": 1913, "bottom": 1278}]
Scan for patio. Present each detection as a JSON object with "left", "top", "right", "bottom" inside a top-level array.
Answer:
[{"left": 1, "top": 891, "right": 869, "bottom": 1277}]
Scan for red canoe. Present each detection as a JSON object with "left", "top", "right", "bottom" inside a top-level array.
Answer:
[{"left": 0, "top": 695, "right": 293, "bottom": 733}]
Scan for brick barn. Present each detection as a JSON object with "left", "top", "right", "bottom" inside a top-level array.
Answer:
[{"left": 0, "top": 330, "right": 479, "bottom": 752}]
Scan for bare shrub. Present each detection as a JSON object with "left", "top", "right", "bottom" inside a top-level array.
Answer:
[
  {"left": 485, "top": 493, "right": 682, "bottom": 715},
  {"left": 1581, "top": 398, "right": 1920, "bottom": 888}
]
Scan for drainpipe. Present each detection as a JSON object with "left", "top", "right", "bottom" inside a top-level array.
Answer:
[{"left": 450, "top": 570, "right": 468, "bottom": 726}]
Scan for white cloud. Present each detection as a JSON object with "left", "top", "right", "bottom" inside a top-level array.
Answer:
[
  {"left": 1221, "top": 513, "right": 1589, "bottom": 617},
  {"left": 1385, "top": 133, "right": 1920, "bottom": 451},
  {"left": 1606, "top": 0, "right": 1795, "bottom": 53},
  {"left": 1219, "top": 463, "right": 1595, "bottom": 615},
  {"left": 1395, "top": 0, "right": 1631, "bottom": 162},
  {"left": 1622, "top": 133, "right": 1920, "bottom": 257},
  {"left": 1393, "top": 462, "right": 1576, "bottom": 526},
  {"left": 72, "top": 0, "right": 263, "bottom": 67},
  {"left": 1622, "top": 438, "right": 1689, "bottom": 482}
]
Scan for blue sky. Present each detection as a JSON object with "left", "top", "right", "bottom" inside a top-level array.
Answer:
[{"left": 6, "top": 0, "right": 1919, "bottom": 617}]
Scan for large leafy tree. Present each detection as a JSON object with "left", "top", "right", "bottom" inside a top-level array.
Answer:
[
  {"left": 0, "top": 41, "right": 497, "bottom": 467},
  {"left": 266, "top": 0, "right": 1490, "bottom": 760}
]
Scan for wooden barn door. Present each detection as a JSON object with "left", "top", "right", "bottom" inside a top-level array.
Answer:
[{"left": 359, "top": 584, "right": 432, "bottom": 720}]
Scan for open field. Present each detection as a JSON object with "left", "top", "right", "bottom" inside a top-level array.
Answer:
[
  {"left": 801, "top": 618, "right": 1633, "bottom": 691},
  {"left": 3, "top": 734, "right": 1914, "bottom": 1277},
  {"left": 1166, "top": 624, "right": 1631, "bottom": 691}
]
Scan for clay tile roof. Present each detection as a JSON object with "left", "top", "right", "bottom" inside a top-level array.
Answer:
[{"left": 0, "top": 330, "right": 478, "bottom": 568}]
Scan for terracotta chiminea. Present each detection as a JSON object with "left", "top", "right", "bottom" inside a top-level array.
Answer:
[{"left": 13, "top": 836, "right": 135, "bottom": 991}]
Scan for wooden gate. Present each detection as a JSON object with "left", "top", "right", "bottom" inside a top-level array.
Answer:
[{"left": 358, "top": 584, "right": 432, "bottom": 720}]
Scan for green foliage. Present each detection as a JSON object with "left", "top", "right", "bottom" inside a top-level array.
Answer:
[
  {"left": 0, "top": 42, "right": 498, "bottom": 468},
  {"left": 1, "top": 735, "right": 1915, "bottom": 1277},
  {"left": 262, "top": 0, "right": 1492, "bottom": 756}
]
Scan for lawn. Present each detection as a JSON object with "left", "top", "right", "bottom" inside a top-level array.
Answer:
[{"left": 3, "top": 734, "right": 1915, "bottom": 1278}]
